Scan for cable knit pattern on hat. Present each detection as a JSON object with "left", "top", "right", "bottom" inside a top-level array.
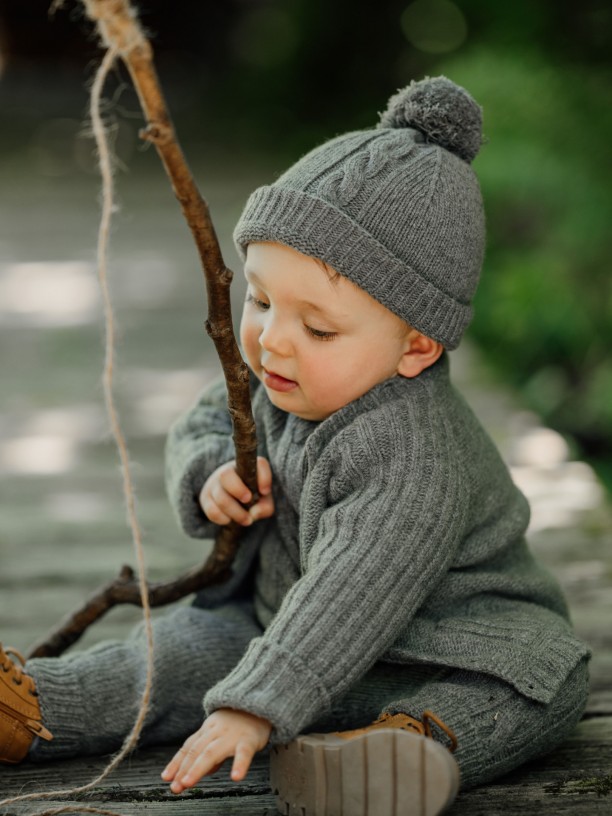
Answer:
[{"left": 233, "top": 76, "right": 486, "bottom": 349}]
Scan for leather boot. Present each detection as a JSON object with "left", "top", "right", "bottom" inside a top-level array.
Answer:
[
  {"left": 270, "top": 709, "right": 459, "bottom": 816},
  {"left": 0, "top": 643, "right": 53, "bottom": 764}
]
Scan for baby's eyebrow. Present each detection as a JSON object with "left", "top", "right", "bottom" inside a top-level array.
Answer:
[
  {"left": 243, "top": 267, "right": 263, "bottom": 284},
  {"left": 244, "top": 268, "right": 347, "bottom": 321},
  {"left": 296, "top": 299, "right": 328, "bottom": 315},
  {"left": 297, "top": 300, "right": 351, "bottom": 325}
]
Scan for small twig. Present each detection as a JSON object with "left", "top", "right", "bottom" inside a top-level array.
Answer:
[
  {"left": 28, "top": 0, "right": 257, "bottom": 658},
  {"left": 81, "top": 0, "right": 258, "bottom": 492},
  {"left": 28, "top": 553, "right": 236, "bottom": 658}
]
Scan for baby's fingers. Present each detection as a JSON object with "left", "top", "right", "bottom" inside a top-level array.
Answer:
[
  {"left": 230, "top": 741, "right": 256, "bottom": 782},
  {"left": 249, "top": 493, "right": 275, "bottom": 522},
  {"left": 256, "top": 456, "right": 273, "bottom": 497},
  {"left": 170, "top": 740, "right": 231, "bottom": 793},
  {"left": 200, "top": 458, "right": 274, "bottom": 527},
  {"left": 161, "top": 732, "right": 198, "bottom": 783},
  {"left": 218, "top": 465, "right": 253, "bottom": 505},
  {"left": 206, "top": 483, "right": 252, "bottom": 526},
  {"left": 243, "top": 457, "right": 274, "bottom": 522}
]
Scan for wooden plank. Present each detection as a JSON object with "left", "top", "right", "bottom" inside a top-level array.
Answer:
[
  {"left": 452, "top": 715, "right": 612, "bottom": 814},
  {"left": 0, "top": 748, "right": 275, "bottom": 813},
  {"left": 0, "top": 795, "right": 278, "bottom": 816},
  {"left": 0, "top": 748, "right": 270, "bottom": 795},
  {"left": 451, "top": 787, "right": 612, "bottom": 815},
  {"left": 2, "top": 717, "right": 611, "bottom": 814},
  {"left": 585, "top": 688, "right": 612, "bottom": 715}
]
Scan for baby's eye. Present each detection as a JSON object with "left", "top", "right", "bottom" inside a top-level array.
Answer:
[
  {"left": 305, "top": 325, "right": 338, "bottom": 341},
  {"left": 245, "top": 293, "right": 269, "bottom": 311}
]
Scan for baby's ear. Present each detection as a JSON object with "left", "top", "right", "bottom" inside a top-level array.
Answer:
[{"left": 397, "top": 331, "right": 444, "bottom": 379}]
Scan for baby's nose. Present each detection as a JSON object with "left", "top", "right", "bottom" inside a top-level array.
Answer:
[{"left": 259, "top": 318, "right": 291, "bottom": 355}]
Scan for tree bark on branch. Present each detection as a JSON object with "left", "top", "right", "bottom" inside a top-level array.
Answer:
[{"left": 27, "top": 0, "right": 257, "bottom": 659}]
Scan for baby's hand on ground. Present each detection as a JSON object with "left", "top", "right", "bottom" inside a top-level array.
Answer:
[
  {"left": 199, "top": 456, "right": 274, "bottom": 527},
  {"left": 161, "top": 708, "right": 272, "bottom": 794}
]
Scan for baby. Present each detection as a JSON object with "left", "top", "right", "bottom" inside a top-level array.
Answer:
[{"left": 0, "top": 77, "right": 589, "bottom": 816}]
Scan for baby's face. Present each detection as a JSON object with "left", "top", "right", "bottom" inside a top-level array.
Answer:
[{"left": 240, "top": 242, "right": 411, "bottom": 421}]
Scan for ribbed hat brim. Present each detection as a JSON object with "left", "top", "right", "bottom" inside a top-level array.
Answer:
[{"left": 233, "top": 185, "right": 472, "bottom": 350}]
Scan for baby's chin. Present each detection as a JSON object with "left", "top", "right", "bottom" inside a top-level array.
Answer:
[{"left": 263, "top": 387, "right": 331, "bottom": 423}]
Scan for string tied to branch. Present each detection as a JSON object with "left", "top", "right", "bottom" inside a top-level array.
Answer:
[
  {"left": 1, "top": 0, "right": 259, "bottom": 811},
  {"left": 82, "top": 0, "right": 149, "bottom": 58}
]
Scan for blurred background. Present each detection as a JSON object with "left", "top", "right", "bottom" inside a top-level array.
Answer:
[
  {"left": 1, "top": 0, "right": 611, "bottom": 485},
  {"left": 0, "top": 0, "right": 610, "bottom": 654}
]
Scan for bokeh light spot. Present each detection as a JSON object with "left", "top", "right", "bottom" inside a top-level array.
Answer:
[
  {"left": 0, "top": 261, "right": 98, "bottom": 326},
  {"left": 401, "top": 0, "right": 468, "bottom": 54},
  {"left": 0, "top": 435, "right": 78, "bottom": 475}
]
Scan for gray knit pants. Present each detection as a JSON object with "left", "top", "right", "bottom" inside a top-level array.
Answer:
[{"left": 27, "top": 602, "right": 588, "bottom": 790}]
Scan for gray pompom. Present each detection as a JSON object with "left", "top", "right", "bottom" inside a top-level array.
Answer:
[{"left": 378, "top": 76, "right": 483, "bottom": 163}]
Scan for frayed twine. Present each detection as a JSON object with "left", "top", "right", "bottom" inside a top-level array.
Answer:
[{"left": 0, "top": 33, "right": 155, "bottom": 816}]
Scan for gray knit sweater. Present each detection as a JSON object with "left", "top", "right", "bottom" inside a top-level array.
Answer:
[{"left": 165, "top": 354, "right": 589, "bottom": 743}]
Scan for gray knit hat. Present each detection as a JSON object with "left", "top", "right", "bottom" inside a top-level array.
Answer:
[{"left": 233, "top": 76, "right": 485, "bottom": 349}]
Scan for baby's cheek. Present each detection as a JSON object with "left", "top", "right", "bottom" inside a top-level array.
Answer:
[{"left": 241, "top": 336, "right": 260, "bottom": 374}]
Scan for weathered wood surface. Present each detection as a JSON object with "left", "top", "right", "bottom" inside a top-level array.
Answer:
[
  {"left": 1, "top": 703, "right": 611, "bottom": 814},
  {"left": 1, "top": 99, "right": 611, "bottom": 814}
]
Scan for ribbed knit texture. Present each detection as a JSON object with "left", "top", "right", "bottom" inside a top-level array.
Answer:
[
  {"left": 28, "top": 604, "right": 262, "bottom": 760},
  {"left": 233, "top": 77, "right": 486, "bottom": 349},
  {"left": 381, "top": 658, "right": 588, "bottom": 788},
  {"left": 27, "top": 611, "right": 588, "bottom": 788},
  {"left": 23, "top": 358, "right": 589, "bottom": 783},
  {"left": 165, "top": 355, "right": 590, "bottom": 745}
]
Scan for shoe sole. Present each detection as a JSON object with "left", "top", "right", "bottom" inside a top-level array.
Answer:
[{"left": 270, "top": 728, "right": 460, "bottom": 816}]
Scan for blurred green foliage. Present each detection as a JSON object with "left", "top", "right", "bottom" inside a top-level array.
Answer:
[{"left": 457, "top": 50, "right": 612, "bottom": 489}]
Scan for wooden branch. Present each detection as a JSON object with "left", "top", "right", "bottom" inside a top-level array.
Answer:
[
  {"left": 27, "top": 550, "right": 235, "bottom": 658},
  {"left": 27, "top": 0, "right": 257, "bottom": 659}
]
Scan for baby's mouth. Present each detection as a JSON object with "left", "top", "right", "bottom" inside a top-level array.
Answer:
[{"left": 263, "top": 369, "right": 298, "bottom": 393}]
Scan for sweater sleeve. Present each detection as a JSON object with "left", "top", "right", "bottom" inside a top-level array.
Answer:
[
  {"left": 204, "top": 399, "right": 469, "bottom": 742},
  {"left": 165, "top": 378, "right": 235, "bottom": 539}
]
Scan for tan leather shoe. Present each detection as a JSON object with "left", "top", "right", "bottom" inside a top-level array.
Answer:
[
  {"left": 0, "top": 644, "right": 53, "bottom": 764},
  {"left": 334, "top": 709, "right": 459, "bottom": 748},
  {"left": 270, "top": 710, "right": 459, "bottom": 816}
]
